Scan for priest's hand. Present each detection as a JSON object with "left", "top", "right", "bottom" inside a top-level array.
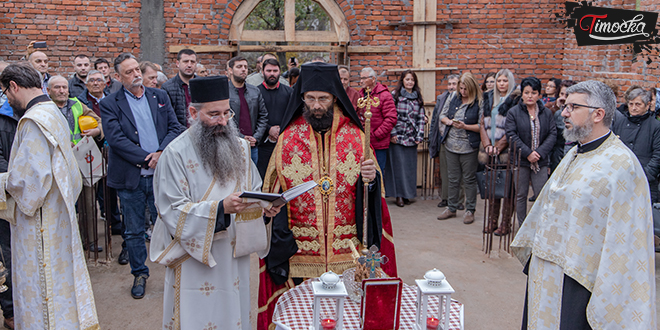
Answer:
[
  {"left": 263, "top": 204, "right": 283, "bottom": 217},
  {"left": 223, "top": 192, "right": 257, "bottom": 214},
  {"left": 145, "top": 151, "right": 162, "bottom": 169},
  {"left": 360, "top": 156, "right": 376, "bottom": 182}
]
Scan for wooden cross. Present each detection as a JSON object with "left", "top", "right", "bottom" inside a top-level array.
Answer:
[{"left": 357, "top": 245, "right": 388, "bottom": 278}]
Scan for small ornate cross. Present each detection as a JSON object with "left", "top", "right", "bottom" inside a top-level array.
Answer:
[{"left": 357, "top": 245, "right": 389, "bottom": 278}]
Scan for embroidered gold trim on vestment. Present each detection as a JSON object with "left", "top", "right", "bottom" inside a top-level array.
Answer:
[
  {"left": 291, "top": 226, "right": 320, "bottom": 238},
  {"left": 333, "top": 224, "right": 357, "bottom": 237},
  {"left": 295, "top": 240, "right": 321, "bottom": 252}
]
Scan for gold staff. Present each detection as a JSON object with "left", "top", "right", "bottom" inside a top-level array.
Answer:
[{"left": 356, "top": 87, "right": 380, "bottom": 255}]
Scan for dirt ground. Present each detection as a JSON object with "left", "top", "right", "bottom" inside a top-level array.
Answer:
[{"left": 2, "top": 196, "right": 660, "bottom": 329}]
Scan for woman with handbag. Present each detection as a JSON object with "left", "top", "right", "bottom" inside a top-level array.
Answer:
[
  {"left": 386, "top": 70, "right": 426, "bottom": 207},
  {"left": 437, "top": 73, "right": 483, "bottom": 224},
  {"left": 505, "top": 77, "right": 557, "bottom": 225},
  {"left": 479, "top": 69, "right": 516, "bottom": 235}
]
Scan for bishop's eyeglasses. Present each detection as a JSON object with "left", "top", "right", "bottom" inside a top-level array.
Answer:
[{"left": 303, "top": 95, "right": 332, "bottom": 105}]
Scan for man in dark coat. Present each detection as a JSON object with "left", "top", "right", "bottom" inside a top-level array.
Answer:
[
  {"left": 226, "top": 56, "right": 269, "bottom": 165},
  {"left": 256, "top": 58, "right": 292, "bottom": 177},
  {"left": 161, "top": 49, "right": 197, "bottom": 127}
]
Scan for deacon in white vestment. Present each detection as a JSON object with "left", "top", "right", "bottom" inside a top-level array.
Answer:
[
  {"left": 512, "top": 81, "right": 656, "bottom": 330},
  {"left": 0, "top": 64, "right": 98, "bottom": 329},
  {"left": 151, "top": 75, "right": 280, "bottom": 330}
]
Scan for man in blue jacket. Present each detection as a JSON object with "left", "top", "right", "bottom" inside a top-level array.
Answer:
[{"left": 100, "top": 53, "right": 183, "bottom": 299}]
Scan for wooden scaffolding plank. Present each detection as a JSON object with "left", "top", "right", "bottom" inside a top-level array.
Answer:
[{"left": 168, "top": 44, "right": 390, "bottom": 53}]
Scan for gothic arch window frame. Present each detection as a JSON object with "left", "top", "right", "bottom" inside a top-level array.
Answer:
[{"left": 228, "top": 0, "right": 350, "bottom": 44}]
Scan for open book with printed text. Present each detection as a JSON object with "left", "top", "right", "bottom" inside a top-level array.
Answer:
[{"left": 239, "top": 181, "right": 318, "bottom": 207}]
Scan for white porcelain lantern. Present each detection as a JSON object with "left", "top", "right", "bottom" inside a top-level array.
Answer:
[
  {"left": 310, "top": 271, "right": 348, "bottom": 330},
  {"left": 414, "top": 269, "right": 455, "bottom": 330}
]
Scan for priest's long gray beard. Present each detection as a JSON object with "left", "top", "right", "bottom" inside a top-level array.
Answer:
[
  {"left": 190, "top": 117, "right": 245, "bottom": 184},
  {"left": 563, "top": 118, "right": 593, "bottom": 143}
]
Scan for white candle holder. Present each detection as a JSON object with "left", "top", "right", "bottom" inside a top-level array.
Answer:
[
  {"left": 414, "top": 269, "right": 455, "bottom": 330},
  {"left": 310, "top": 271, "right": 348, "bottom": 330}
]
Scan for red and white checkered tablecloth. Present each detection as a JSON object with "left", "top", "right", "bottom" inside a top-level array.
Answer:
[{"left": 273, "top": 279, "right": 463, "bottom": 330}]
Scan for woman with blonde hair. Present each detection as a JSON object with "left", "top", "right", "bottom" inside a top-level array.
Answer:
[
  {"left": 479, "top": 69, "right": 516, "bottom": 234},
  {"left": 437, "top": 72, "right": 483, "bottom": 224}
]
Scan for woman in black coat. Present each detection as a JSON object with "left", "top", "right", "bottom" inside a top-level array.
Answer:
[
  {"left": 505, "top": 77, "right": 557, "bottom": 225},
  {"left": 611, "top": 87, "right": 660, "bottom": 203}
]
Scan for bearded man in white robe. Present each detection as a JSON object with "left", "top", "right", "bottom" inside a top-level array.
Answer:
[
  {"left": 0, "top": 64, "right": 99, "bottom": 329},
  {"left": 150, "top": 75, "right": 281, "bottom": 330},
  {"left": 511, "top": 80, "right": 656, "bottom": 329}
]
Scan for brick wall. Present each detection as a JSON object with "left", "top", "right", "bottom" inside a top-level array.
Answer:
[
  {"left": 0, "top": 0, "right": 141, "bottom": 80},
  {"left": 561, "top": 0, "right": 660, "bottom": 102},
  {"left": 0, "top": 0, "right": 657, "bottom": 100},
  {"left": 163, "top": 0, "right": 231, "bottom": 77}
]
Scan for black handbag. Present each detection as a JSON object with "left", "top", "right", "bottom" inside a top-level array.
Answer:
[{"left": 476, "top": 169, "right": 512, "bottom": 200}]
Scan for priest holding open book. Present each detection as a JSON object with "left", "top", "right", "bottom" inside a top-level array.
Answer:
[
  {"left": 258, "top": 62, "right": 399, "bottom": 330},
  {"left": 150, "top": 75, "right": 283, "bottom": 330}
]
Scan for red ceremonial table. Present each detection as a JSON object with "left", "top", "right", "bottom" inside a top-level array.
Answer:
[{"left": 272, "top": 279, "right": 464, "bottom": 329}]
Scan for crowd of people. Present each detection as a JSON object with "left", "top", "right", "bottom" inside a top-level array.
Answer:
[{"left": 0, "top": 41, "right": 656, "bottom": 329}]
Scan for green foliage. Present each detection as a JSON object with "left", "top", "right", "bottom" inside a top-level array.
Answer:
[{"left": 244, "top": 0, "right": 331, "bottom": 32}]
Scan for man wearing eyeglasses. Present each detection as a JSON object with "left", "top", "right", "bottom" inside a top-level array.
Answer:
[
  {"left": 151, "top": 75, "right": 281, "bottom": 329},
  {"left": 512, "top": 80, "right": 656, "bottom": 330},
  {"left": 76, "top": 70, "right": 106, "bottom": 117},
  {"left": 358, "top": 67, "right": 397, "bottom": 172},
  {"left": 77, "top": 69, "right": 123, "bottom": 237},
  {"left": 0, "top": 63, "right": 99, "bottom": 329},
  {"left": 257, "top": 62, "right": 398, "bottom": 330}
]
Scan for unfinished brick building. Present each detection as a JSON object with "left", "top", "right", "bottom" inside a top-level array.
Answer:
[{"left": 1, "top": 0, "right": 657, "bottom": 105}]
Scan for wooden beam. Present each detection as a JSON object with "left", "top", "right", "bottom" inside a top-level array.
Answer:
[
  {"left": 228, "top": 0, "right": 262, "bottom": 40},
  {"left": 386, "top": 67, "right": 458, "bottom": 73},
  {"left": 315, "top": 0, "right": 351, "bottom": 43},
  {"left": 169, "top": 45, "right": 238, "bottom": 53},
  {"left": 240, "top": 30, "right": 339, "bottom": 42},
  {"left": 387, "top": 20, "right": 458, "bottom": 26},
  {"left": 284, "top": 0, "right": 295, "bottom": 42},
  {"left": 168, "top": 44, "right": 391, "bottom": 53}
]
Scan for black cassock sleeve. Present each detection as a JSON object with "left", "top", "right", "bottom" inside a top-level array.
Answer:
[
  {"left": 355, "top": 171, "right": 384, "bottom": 250},
  {"left": 264, "top": 203, "right": 298, "bottom": 285}
]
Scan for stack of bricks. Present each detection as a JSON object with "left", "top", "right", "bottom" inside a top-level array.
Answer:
[{"left": 0, "top": 0, "right": 656, "bottom": 99}]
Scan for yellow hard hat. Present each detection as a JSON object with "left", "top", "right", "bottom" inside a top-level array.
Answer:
[{"left": 78, "top": 116, "right": 98, "bottom": 131}]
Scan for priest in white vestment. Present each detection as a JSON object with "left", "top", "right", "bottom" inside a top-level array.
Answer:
[
  {"left": 151, "top": 75, "right": 280, "bottom": 330},
  {"left": 0, "top": 64, "right": 99, "bottom": 329},
  {"left": 512, "top": 80, "right": 656, "bottom": 330}
]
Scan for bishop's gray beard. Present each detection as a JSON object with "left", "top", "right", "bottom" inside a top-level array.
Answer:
[
  {"left": 303, "top": 103, "right": 334, "bottom": 132},
  {"left": 563, "top": 118, "right": 593, "bottom": 143},
  {"left": 190, "top": 117, "right": 245, "bottom": 184}
]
